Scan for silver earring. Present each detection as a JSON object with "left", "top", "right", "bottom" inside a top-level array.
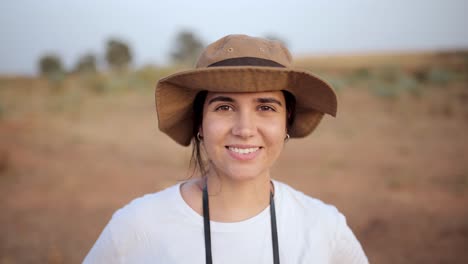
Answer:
[
  {"left": 284, "top": 134, "right": 290, "bottom": 142},
  {"left": 197, "top": 132, "right": 203, "bottom": 141}
]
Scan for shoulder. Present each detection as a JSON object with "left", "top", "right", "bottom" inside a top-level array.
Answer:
[
  {"left": 274, "top": 181, "right": 368, "bottom": 263},
  {"left": 275, "top": 180, "right": 342, "bottom": 223},
  {"left": 84, "top": 184, "right": 183, "bottom": 263},
  {"left": 115, "top": 183, "right": 180, "bottom": 221},
  {"left": 122, "top": 183, "right": 180, "bottom": 212},
  {"left": 275, "top": 181, "right": 347, "bottom": 242},
  {"left": 106, "top": 183, "right": 182, "bottom": 235}
]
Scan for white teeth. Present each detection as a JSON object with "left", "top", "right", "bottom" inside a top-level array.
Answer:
[{"left": 228, "top": 147, "right": 260, "bottom": 154}]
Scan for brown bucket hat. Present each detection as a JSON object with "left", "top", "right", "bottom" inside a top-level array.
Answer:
[{"left": 155, "top": 34, "right": 337, "bottom": 146}]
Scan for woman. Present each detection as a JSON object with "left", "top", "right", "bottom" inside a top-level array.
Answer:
[{"left": 84, "top": 34, "right": 368, "bottom": 263}]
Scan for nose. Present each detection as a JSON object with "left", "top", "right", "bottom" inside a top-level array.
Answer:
[{"left": 231, "top": 110, "right": 257, "bottom": 138}]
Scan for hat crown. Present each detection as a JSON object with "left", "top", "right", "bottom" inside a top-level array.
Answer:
[{"left": 195, "top": 34, "right": 292, "bottom": 68}]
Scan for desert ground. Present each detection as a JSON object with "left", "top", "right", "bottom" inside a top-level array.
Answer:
[{"left": 1, "top": 52, "right": 467, "bottom": 263}]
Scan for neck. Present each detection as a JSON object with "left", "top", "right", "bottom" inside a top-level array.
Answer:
[{"left": 203, "top": 171, "right": 272, "bottom": 222}]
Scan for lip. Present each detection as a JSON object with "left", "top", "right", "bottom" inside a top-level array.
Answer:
[{"left": 225, "top": 145, "right": 262, "bottom": 161}]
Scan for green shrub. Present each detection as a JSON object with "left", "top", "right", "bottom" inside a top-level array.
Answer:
[
  {"left": 427, "top": 67, "right": 456, "bottom": 86},
  {"left": 74, "top": 54, "right": 97, "bottom": 74},
  {"left": 365, "top": 66, "right": 421, "bottom": 98},
  {"left": 328, "top": 77, "right": 347, "bottom": 91},
  {"left": 106, "top": 39, "right": 132, "bottom": 71},
  {"left": 370, "top": 82, "right": 399, "bottom": 99},
  {"left": 39, "top": 54, "right": 64, "bottom": 77},
  {"left": 348, "top": 67, "right": 371, "bottom": 84}
]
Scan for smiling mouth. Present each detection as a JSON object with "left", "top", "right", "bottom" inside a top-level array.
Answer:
[{"left": 226, "top": 146, "right": 262, "bottom": 154}]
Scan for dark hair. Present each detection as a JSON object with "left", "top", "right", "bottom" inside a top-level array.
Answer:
[
  {"left": 282, "top": 90, "right": 296, "bottom": 130},
  {"left": 189, "top": 90, "right": 296, "bottom": 177},
  {"left": 189, "top": 90, "right": 209, "bottom": 177}
]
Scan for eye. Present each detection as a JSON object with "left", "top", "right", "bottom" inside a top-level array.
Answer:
[
  {"left": 258, "top": 105, "right": 276, "bottom": 112},
  {"left": 214, "top": 105, "right": 234, "bottom": 111}
]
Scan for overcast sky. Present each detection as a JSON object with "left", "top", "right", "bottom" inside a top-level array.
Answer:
[{"left": 1, "top": 0, "right": 467, "bottom": 75}]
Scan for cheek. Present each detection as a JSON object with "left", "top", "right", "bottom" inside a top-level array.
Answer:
[
  {"left": 201, "top": 117, "right": 231, "bottom": 156},
  {"left": 202, "top": 115, "right": 228, "bottom": 137},
  {"left": 263, "top": 117, "right": 287, "bottom": 139}
]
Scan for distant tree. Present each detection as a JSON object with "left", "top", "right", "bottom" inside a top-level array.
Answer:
[
  {"left": 105, "top": 39, "right": 132, "bottom": 71},
  {"left": 38, "top": 54, "right": 64, "bottom": 77},
  {"left": 171, "top": 30, "right": 204, "bottom": 65},
  {"left": 74, "top": 53, "right": 97, "bottom": 74},
  {"left": 264, "top": 33, "right": 288, "bottom": 48}
]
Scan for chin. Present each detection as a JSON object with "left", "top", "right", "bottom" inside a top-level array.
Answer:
[{"left": 220, "top": 166, "right": 270, "bottom": 182}]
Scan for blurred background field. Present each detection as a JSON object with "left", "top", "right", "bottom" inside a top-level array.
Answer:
[
  {"left": 1, "top": 1, "right": 468, "bottom": 263},
  {"left": 1, "top": 50, "right": 467, "bottom": 263}
]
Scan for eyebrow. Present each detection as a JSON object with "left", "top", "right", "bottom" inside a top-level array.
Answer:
[
  {"left": 207, "top": 96, "right": 283, "bottom": 106},
  {"left": 207, "top": 96, "right": 234, "bottom": 105},
  {"left": 256, "top": 97, "right": 283, "bottom": 106}
]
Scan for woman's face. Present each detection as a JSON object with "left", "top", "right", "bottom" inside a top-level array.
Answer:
[{"left": 200, "top": 91, "right": 287, "bottom": 181}]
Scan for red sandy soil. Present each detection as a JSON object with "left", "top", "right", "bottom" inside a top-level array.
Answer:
[{"left": 1, "top": 80, "right": 468, "bottom": 263}]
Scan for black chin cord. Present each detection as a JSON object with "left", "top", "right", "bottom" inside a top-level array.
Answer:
[{"left": 202, "top": 184, "right": 280, "bottom": 264}]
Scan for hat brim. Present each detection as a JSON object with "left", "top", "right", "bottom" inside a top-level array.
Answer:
[{"left": 155, "top": 66, "right": 337, "bottom": 146}]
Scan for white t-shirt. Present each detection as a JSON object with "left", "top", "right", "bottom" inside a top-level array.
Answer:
[{"left": 83, "top": 180, "right": 368, "bottom": 264}]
